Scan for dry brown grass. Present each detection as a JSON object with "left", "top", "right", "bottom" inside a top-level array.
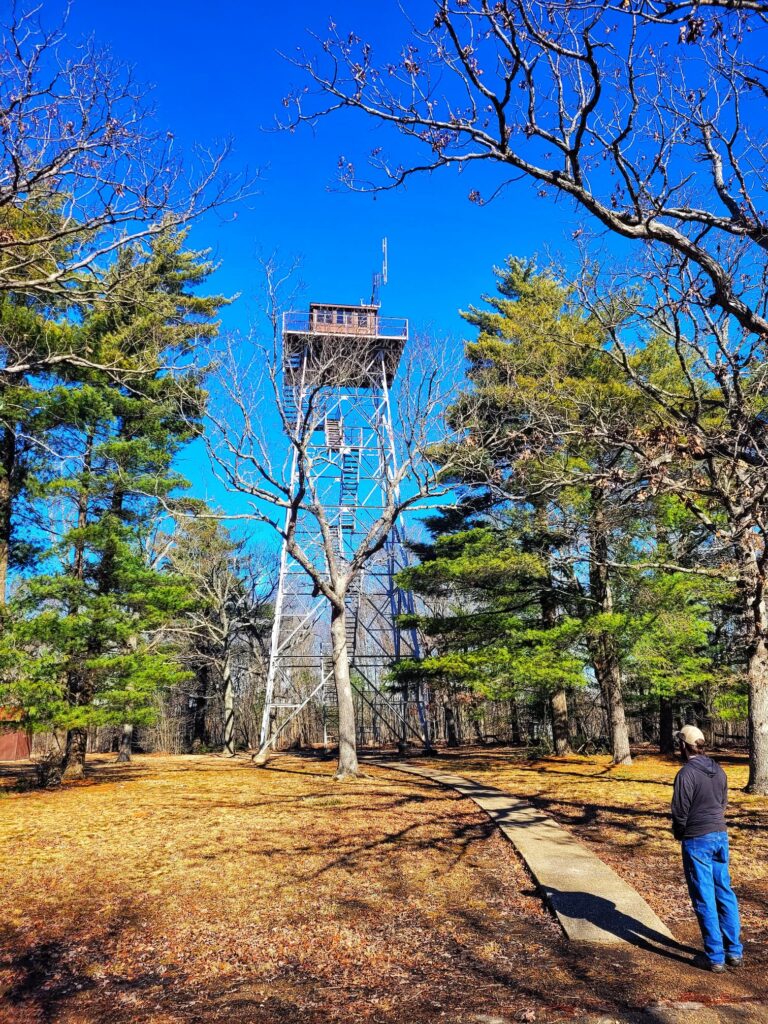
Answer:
[
  {"left": 411, "top": 748, "right": 768, "bottom": 952},
  {"left": 0, "top": 750, "right": 766, "bottom": 1024}
]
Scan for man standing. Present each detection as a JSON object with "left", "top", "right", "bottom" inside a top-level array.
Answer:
[{"left": 671, "top": 724, "right": 744, "bottom": 973}]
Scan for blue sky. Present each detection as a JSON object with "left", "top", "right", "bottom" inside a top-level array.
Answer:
[
  {"left": 65, "top": 0, "right": 583, "bottom": 336},
  {"left": 62, "top": 0, "right": 587, "bottom": 538}
]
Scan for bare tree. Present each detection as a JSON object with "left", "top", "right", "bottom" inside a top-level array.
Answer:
[
  {"left": 577, "top": 256, "right": 768, "bottom": 790},
  {"left": 283, "top": 1, "right": 768, "bottom": 791},
  {"left": 0, "top": 5, "right": 248, "bottom": 311},
  {"left": 286, "top": 1, "right": 767, "bottom": 336},
  {"left": 165, "top": 518, "right": 273, "bottom": 757},
  {"left": 202, "top": 268, "right": 457, "bottom": 779}
]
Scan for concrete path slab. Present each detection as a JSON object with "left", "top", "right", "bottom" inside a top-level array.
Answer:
[
  {"left": 371, "top": 760, "right": 678, "bottom": 949},
  {"left": 470, "top": 1006, "right": 768, "bottom": 1024},
  {"left": 644, "top": 1003, "right": 768, "bottom": 1024}
]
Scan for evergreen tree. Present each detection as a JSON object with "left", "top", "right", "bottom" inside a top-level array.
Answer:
[
  {"left": 3, "top": 527, "right": 192, "bottom": 743},
  {"left": 0, "top": 212, "right": 83, "bottom": 603},
  {"left": 427, "top": 260, "right": 637, "bottom": 759},
  {"left": 0, "top": 230, "right": 227, "bottom": 777},
  {"left": 395, "top": 500, "right": 586, "bottom": 751},
  {"left": 411, "top": 260, "right": 733, "bottom": 760}
]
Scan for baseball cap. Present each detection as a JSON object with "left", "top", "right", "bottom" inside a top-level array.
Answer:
[{"left": 677, "top": 724, "right": 705, "bottom": 746}]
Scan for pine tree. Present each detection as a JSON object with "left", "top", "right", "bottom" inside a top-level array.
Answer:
[
  {"left": 417, "top": 259, "right": 734, "bottom": 760},
  {"left": 426, "top": 260, "right": 637, "bottom": 759},
  {"left": 0, "top": 230, "right": 228, "bottom": 777},
  {"left": 0, "top": 262, "right": 82, "bottom": 602},
  {"left": 394, "top": 500, "right": 586, "bottom": 749}
]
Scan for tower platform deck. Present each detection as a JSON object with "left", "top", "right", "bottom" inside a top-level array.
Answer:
[{"left": 282, "top": 305, "right": 408, "bottom": 388}]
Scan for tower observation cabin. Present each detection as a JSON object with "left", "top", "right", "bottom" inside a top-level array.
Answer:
[{"left": 282, "top": 302, "right": 408, "bottom": 391}]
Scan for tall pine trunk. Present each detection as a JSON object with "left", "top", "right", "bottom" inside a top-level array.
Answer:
[
  {"left": 222, "top": 656, "right": 236, "bottom": 757},
  {"left": 0, "top": 423, "right": 16, "bottom": 606},
  {"left": 541, "top": 573, "right": 571, "bottom": 755},
  {"left": 509, "top": 699, "right": 526, "bottom": 746},
  {"left": 740, "top": 542, "right": 768, "bottom": 793},
  {"left": 330, "top": 603, "right": 359, "bottom": 779},
  {"left": 591, "top": 644, "right": 632, "bottom": 764},
  {"left": 116, "top": 723, "right": 133, "bottom": 763},
  {"left": 537, "top": 503, "right": 572, "bottom": 755},
  {"left": 549, "top": 689, "right": 571, "bottom": 756},
  {"left": 62, "top": 725, "right": 88, "bottom": 780},
  {"left": 61, "top": 431, "right": 94, "bottom": 781},
  {"left": 444, "top": 703, "right": 460, "bottom": 747},
  {"left": 588, "top": 489, "right": 631, "bottom": 765},
  {"left": 659, "top": 697, "right": 675, "bottom": 754}
]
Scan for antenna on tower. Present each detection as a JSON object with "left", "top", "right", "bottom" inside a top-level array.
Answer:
[{"left": 370, "top": 237, "right": 388, "bottom": 307}]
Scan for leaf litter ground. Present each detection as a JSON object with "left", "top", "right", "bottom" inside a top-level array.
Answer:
[{"left": 1, "top": 749, "right": 767, "bottom": 1024}]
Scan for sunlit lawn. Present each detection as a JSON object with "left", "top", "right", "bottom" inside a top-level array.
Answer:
[
  {"left": 413, "top": 748, "right": 768, "bottom": 944},
  {"left": 1, "top": 750, "right": 766, "bottom": 1024}
]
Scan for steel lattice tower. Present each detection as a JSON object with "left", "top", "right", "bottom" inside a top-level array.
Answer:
[{"left": 258, "top": 299, "right": 431, "bottom": 753}]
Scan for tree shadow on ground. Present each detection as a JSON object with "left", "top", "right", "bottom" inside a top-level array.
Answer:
[
  {"left": 0, "top": 911, "right": 182, "bottom": 1024},
  {"left": 0, "top": 758, "right": 153, "bottom": 794},
  {"left": 0, "top": 753, "right": 270, "bottom": 795},
  {"left": 5, "top": 899, "right": 764, "bottom": 1024},
  {"left": 4, "top": 753, "right": 768, "bottom": 1024}
]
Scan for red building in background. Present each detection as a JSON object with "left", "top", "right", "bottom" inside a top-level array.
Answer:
[{"left": 0, "top": 708, "right": 31, "bottom": 760}]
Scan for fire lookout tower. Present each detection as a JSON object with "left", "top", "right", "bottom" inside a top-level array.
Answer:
[{"left": 257, "top": 296, "right": 431, "bottom": 754}]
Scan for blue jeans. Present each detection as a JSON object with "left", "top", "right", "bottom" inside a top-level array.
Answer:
[{"left": 682, "top": 831, "right": 743, "bottom": 965}]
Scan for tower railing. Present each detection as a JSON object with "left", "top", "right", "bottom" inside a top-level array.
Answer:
[{"left": 283, "top": 311, "right": 408, "bottom": 339}]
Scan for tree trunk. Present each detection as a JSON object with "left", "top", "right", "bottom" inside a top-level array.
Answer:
[
  {"left": 740, "top": 544, "right": 768, "bottom": 793},
  {"left": 116, "top": 724, "right": 133, "bottom": 763},
  {"left": 592, "top": 646, "right": 632, "bottom": 765},
  {"left": 659, "top": 697, "right": 675, "bottom": 754},
  {"left": 191, "top": 664, "right": 210, "bottom": 753},
  {"left": 640, "top": 700, "right": 655, "bottom": 742},
  {"left": 471, "top": 717, "right": 486, "bottom": 745},
  {"left": 747, "top": 637, "right": 768, "bottom": 792},
  {"left": 330, "top": 603, "right": 359, "bottom": 779},
  {"left": 511, "top": 699, "right": 528, "bottom": 746},
  {"left": 509, "top": 700, "right": 522, "bottom": 746},
  {"left": 61, "top": 431, "right": 95, "bottom": 779},
  {"left": 416, "top": 678, "right": 433, "bottom": 751},
  {"left": 222, "top": 657, "right": 236, "bottom": 757},
  {"left": 444, "top": 703, "right": 460, "bottom": 747},
  {"left": 62, "top": 727, "right": 88, "bottom": 780},
  {"left": 537, "top": 508, "right": 572, "bottom": 756},
  {"left": 550, "top": 689, "right": 572, "bottom": 756},
  {"left": 588, "top": 488, "right": 631, "bottom": 765},
  {"left": 0, "top": 423, "right": 17, "bottom": 606}
]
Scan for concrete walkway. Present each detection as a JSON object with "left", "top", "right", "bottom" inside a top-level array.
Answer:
[{"left": 371, "top": 760, "right": 678, "bottom": 950}]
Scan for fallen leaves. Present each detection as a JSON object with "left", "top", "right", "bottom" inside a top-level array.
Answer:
[
  {"left": 410, "top": 748, "right": 768, "bottom": 942},
  {"left": 1, "top": 749, "right": 766, "bottom": 1024}
]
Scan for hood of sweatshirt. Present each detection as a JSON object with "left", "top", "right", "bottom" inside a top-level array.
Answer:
[{"left": 687, "top": 755, "right": 718, "bottom": 776}]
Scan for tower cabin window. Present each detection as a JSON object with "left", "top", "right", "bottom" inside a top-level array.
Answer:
[{"left": 309, "top": 305, "right": 378, "bottom": 335}]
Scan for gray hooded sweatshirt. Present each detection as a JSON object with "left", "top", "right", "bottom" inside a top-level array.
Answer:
[{"left": 671, "top": 755, "right": 728, "bottom": 841}]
